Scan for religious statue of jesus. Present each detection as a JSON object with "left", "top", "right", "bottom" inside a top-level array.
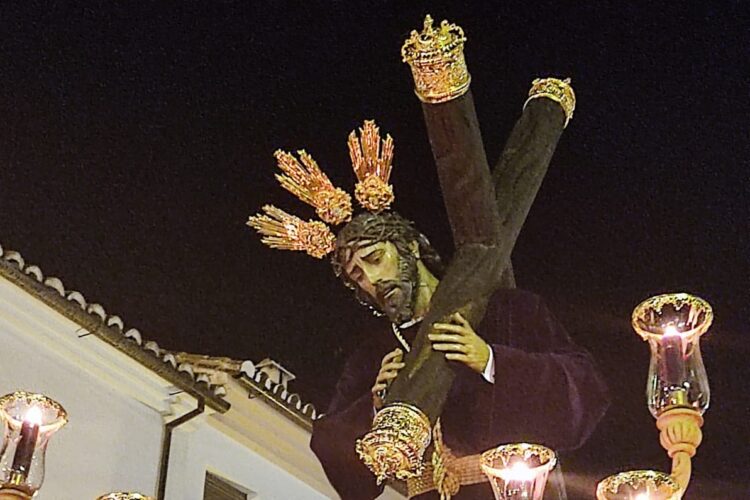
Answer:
[{"left": 248, "top": 15, "right": 609, "bottom": 500}]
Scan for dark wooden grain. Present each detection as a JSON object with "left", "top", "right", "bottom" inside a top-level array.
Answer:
[{"left": 385, "top": 94, "right": 566, "bottom": 422}]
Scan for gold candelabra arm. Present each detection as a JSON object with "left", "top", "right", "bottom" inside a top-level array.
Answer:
[
  {"left": 597, "top": 293, "right": 712, "bottom": 499},
  {"left": 670, "top": 452, "right": 692, "bottom": 497},
  {"left": 656, "top": 407, "right": 704, "bottom": 497}
]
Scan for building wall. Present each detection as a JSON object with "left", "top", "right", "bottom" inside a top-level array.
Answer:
[
  {"left": 0, "top": 278, "right": 164, "bottom": 499},
  {"left": 165, "top": 380, "right": 404, "bottom": 500},
  {"left": 0, "top": 275, "right": 405, "bottom": 500},
  {"left": 166, "top": 421, "right": 331, "bottom": 500}
]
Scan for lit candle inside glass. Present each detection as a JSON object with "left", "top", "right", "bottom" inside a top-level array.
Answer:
[
  {"left": 596, "top": 470, "right": 680, "bottom": 500},
  {"left": 660, "top": 325, "right": 686, "bottom": 388},
  {"left": 632, "top": 294, "right": 713, "bottom": 416},
  {"left": 0, "top": 392, "right": 68, "bottom": 494},
  {"left": 11, "top": 406, "right": 43, "bottom": 477},
  {"left": 481, "top": 444, "right": 556, "bottom": 500},
  {"left": 497, "top": 461, "right": 536, "bottom": 482}
]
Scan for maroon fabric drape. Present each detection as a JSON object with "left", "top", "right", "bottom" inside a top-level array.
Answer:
[{"left": 311, "top": 289, "right": 610, "bottom": 499}]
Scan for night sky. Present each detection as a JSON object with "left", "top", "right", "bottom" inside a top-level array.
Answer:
[{"left": 1, "top": 2, "right": 748, "bottom": 497}]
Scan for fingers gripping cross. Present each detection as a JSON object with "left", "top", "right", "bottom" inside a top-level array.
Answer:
[{"left": 429, "top": 313, "right": 490, "bottom": 375}]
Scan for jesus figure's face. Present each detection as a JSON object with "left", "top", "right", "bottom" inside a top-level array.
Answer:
[{"left": 341, "top": 240, "right": 419, "bottom": 324}]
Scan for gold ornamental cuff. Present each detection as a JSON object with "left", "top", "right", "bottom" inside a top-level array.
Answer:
[
  {"left": 355, "top": 402, "right": 432, "bottom": 483},
  {"left": 402, "top": 15, "right": 471, "bottom": 104},
  {"left": 524, "top": 77, "right": 576, "bottom": 128}
]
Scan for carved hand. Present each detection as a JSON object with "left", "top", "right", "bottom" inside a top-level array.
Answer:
[
  {"left": 430, "top": 312, "right": 490, "bottom": 375},
  {"left": 371, "top": 348, "right": 405, "bottom": 410}
]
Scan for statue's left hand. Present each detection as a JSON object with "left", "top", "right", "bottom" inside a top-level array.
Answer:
[{"left": 430, "top": 312, "right": 491, "bottom": 375}]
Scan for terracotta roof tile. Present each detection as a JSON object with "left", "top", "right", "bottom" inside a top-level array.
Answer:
[{"left": 169, "top": 352, "right": 320, "bottom": 427}]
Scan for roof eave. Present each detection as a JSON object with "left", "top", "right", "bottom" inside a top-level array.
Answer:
[{"left": 0, "top": 256, "right": 230, "bottom": 413}]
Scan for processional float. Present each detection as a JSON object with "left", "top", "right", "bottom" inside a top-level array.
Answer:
[
  {"left": 351, "top": 16, "right": 712, "bottom": 500},
  {"left": 356, "top": 14, "right": 575, "bottom": 490},
  {"left": 0, "top": 14, "right": 711, "bottom": 500}
]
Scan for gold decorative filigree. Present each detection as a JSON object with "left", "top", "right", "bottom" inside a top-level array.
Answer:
[
  {"left": 273, "top": 149, "right": 353, "bottom": 225},
  {"left": 247, "top": 205, "right": 335, "bottom": 259},
  {"left": 632, "top": 293, "right": 713, "bottom": 341},
  {"left": 524, "top": 77, "right": 576, "bottom": 128},
  {"left": 481, "top": 443, "right": 557, "bottom": 469},
  {"left": 0, "top": 391, "right": 68, "bottom": 431},
  {"left": 596, "top": 470, "right": 680, "bottom": 500},
  {"left": 348, "top": 120, "right": 395, "bottom": 212},
  {"left": 248, "top": 120, "right": 403, "bottom": 258},
  {"left": 355, "top": 403, "right": 432, "bottom": 483},
  {"left": 401, "top": 15, "right": 471, "bottom": 104}
]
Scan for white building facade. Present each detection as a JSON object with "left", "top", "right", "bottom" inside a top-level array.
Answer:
[{"left": 0, "top": 244, "right": 403, "bottom": 500}]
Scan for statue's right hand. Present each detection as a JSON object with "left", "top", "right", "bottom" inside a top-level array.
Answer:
[{"left": 371, "top": 348, "right": 405, "bottom": 410}]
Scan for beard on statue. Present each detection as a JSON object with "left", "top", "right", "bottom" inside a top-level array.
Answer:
[{"left": 333, "top": 211, "right": 443, "bottom": 325}]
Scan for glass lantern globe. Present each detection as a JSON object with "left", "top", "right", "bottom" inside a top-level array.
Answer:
[
  {"left": 632, "top": 293, "right": 712, "bottom": 417},
  {"left": 480, "top": 443, "right": 557, "bottom": 500},
  {"left": 0, "top": 392, "right": 67, "bottom": 495},
  {"left": 596, "top": 470, "right": 680, "bottom": 500}
]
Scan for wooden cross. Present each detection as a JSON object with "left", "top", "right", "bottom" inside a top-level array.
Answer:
[{"left": 385, "top": 87, "right": 570, "bottom": 422}]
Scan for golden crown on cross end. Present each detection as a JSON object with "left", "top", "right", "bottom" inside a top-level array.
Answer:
[
  {"left": 524, "top": 77, "right": 577, "bottom": 128},
  {"left": 401, "top": 15, "right": 471, "bottom": 104}
]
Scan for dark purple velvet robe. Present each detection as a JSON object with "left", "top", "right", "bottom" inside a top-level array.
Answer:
[{"left": 310, "top": 289, "right": 610, "bottom": 499}]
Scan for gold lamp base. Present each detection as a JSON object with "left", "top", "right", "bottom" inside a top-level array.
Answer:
[
  {"left": 0, "top": 489, "right": 32, "bottom": 500},
  {"left": 657, "top": 406, "right": 704, "bottom": 496},
  {"left": 355, "top": 403, "right": 432, "bottom": 483},
  {"left": 597, "top": 406, "right": 704, "bottom": 499}
]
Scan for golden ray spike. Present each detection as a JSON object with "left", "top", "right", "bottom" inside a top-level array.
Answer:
[
  {"left": 247, "top": 205, "right": 335, "bottom": 259},
  {"left": 273, "top": 149, "right": 352, "bottom": 226},
  {"left": 348, "top": 120, "right": 395, "bottom": 213}
]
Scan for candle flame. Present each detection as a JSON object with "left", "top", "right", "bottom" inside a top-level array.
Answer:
[
  {"left": 24, "top": 406, "right": 43, "bottom": 426},
  {"left": 663, "top": 325, "right": 681, "bottom": 337},
  {"left": 497, "top": 461, "right": 537, "bottom": 481}
]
